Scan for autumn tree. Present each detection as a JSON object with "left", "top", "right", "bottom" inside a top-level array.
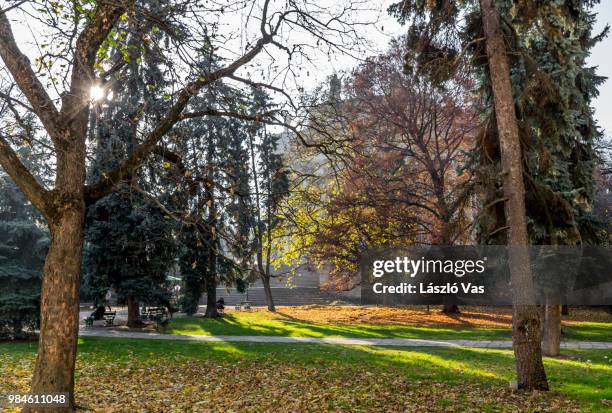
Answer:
[
  {"left": 275, "top": 43, "right": 477, "bottom": 302},
  {"left": 0, "top": 1, "right": 366, "bottom": 410},
  {"left": 345, "top": 39, "right": 477, "bottom": 312}
]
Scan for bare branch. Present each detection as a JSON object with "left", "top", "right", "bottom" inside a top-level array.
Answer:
[
  {"left": 0, "top": 10, "right": 60, "bottom": 135},
  {"left": 85, "top": 32, "right": 273, "bottom": 203},
  {"left": 60, "top": 0, "right": 129, "bottom": 124}
]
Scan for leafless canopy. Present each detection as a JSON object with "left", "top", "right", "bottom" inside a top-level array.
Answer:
[{"left": 0, "top": 0, "right": 373, "bottom": 221}]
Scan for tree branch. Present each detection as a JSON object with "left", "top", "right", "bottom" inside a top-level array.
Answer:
[
  {"left": 84, "top": 31, "right": 273, "bottom": 204},
  {"left": 0, "top": 10, "right": 60, "bottom": 135},
  {"left": 0, "top": 134, "right": 51, "bottom": 216},
  {"left": 60, "top": 0, "right": 129, "bottom": 124}
]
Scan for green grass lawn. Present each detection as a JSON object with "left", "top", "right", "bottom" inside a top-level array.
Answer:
[
  {"left": 164, "top": 311, "right": 612, "bottom": 342},
  {"left": 1, "top": 337, "right": 611, "bottom": 412}
]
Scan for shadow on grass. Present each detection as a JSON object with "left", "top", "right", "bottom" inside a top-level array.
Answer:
[
  {"left": 165, "top": 313, "right": 511, "bottom": 340},
  {"left": 76, "top": 337, "right": 612, "bottom": 411},
  {"left": 1, "top": 337, "right": 610, "bottom": 411},
  {"left": 562, "top": 322, "right": 612, "bottom": 342}
]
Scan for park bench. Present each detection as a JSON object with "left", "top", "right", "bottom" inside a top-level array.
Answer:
[
  {"left": 103, "top": 311, "right": 116, "bottom": 326},
  {"left": 141, "top": 307, "right": 170, "bottom": 326},
  {"left": 234, "top": 301, "right": 252, "bottom": 311}
]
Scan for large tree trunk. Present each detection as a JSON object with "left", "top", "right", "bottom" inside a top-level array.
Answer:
[
  {"left": 126, "top": 297, "right": 141, "bottom": 328},
  {"left": 204, "top": 276, "right": 219, "bottom": 318},
  {"left": 542, "top": 303, "right": 561, "bottom": 357},
  {"left": 25, "top": 203, "right": 85, "bottom": 413},
  {"left": 480, "top": 0, "right": 549, "bottom": 391}
]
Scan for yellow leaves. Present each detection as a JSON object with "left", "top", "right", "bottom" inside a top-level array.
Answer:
[
  {"left": 0, "top": 345, "right": 588, "bottom": 413},
  {"left": 248, "top": 305, "right": 514, "bottom": 328}
]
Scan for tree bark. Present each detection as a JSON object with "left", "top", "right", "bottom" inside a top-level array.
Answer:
[
  {"left": 437, "top": 224, "right": 459, "bottom": 314},
  {"left": 542, "top": 303, "right": 561, "bottom": 357},
  {"left": 24, "top": 202, "right": 85, "bottom": 413},
  {"left": 257, "top": 248, "right": 276, "bottom": 312},
  {"left": 126, "top": 297, "right": 141, "bottom": 328},
  {"left": 479, "top": 0, "right": 549, "bottom": 391},
  {"left": 261, "top": 274, "right": 276, "bottom": 312}
]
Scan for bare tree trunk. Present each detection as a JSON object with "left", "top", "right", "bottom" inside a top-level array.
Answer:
[
  {"left": 261, "top": 275, "right": 276, "bottom": 312},
  {"left": 479, "top": 0, "right": 548, "bottom": 391},
  {"left": 25, "top": 203, "right": 85, "bottom": 413},
  {"left": 249, "top": 130, "right": 276, "bottom": 312},
  {"left": 542, "top": 303, "right": 561, "bottom": 357},
  {"left": 438, "top": 224, "right": 460, "bottom": 314},
  {"left": 257, "top": 247, "right": 276, "bottom": 312},
  {"left": 126, "top": 297, "right": 141, "bottom": 328}
]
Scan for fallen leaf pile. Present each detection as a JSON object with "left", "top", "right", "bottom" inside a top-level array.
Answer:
[
  {"left": 1, "top": 351, "right": 582, "bottom": 412},
  {"left": 252, "top": 306, "right": 611, "bottom": 328}
]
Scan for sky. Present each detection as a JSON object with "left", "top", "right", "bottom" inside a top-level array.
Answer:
[
  {"left": 301, "top": 0, "right": 612, "bottom": 137},
  {"left": 588, "top": 1, "right": 612, "bottom": 137},
  {"left": 4, "top": 0, "right": 612, "bottom": 136}
]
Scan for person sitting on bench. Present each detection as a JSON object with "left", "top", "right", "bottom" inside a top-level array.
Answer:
[{"left": 216, "top": 297, "right": 225, "bottom": 314}]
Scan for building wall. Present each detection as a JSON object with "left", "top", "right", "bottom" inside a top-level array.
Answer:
[{"left": 200, "top": 263, "right": 361, "bottom": 306}]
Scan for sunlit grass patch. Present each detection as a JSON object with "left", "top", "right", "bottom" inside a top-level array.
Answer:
[
  {"left": 164, "top": 306, "right": 611, "bottom": 342},
  {"left": 1, "top": 338, "right": 610, "bottom": 412}
]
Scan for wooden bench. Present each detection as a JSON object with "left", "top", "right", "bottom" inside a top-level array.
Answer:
[
  {"left": 103, "top": 312, "right": 116, "bottom": 326},
  {"left": 142, "top": 307, "right": 170, "bottom": 325}
]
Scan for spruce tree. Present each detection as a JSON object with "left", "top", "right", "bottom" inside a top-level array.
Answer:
[
  {"left": 247, "top": 88, "right": 289, "bottom": 311},
  {"left": 83, "top": 12, "right": 178, "bottom": 326},
  {"left": 390, "top": 0, "right": 607, "bottom": 389},
  {"left": 175, "top": 106, "right": 248, "bottom": 317},
  {"left": 474, "top": 1, "right": 607, "bottom": 355},
  {"left": 0, "top": 167, "right": 48, "bottom": 339}
]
